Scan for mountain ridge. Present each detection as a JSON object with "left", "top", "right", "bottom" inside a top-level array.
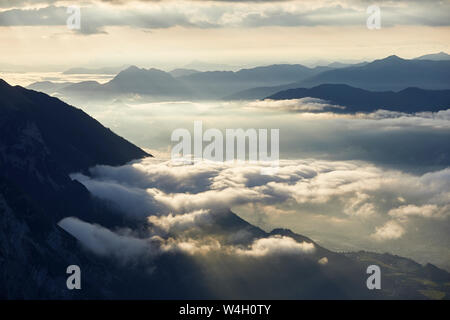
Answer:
[{"left": 266, "top": 83, "right": 450, "bottom": 113}]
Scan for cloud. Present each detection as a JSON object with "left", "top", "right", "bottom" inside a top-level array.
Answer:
[
  {"left": 1, "top": 0, "right": 449, "bottom": 33},
  {"left": 58, "top": 215, "right": 315, "bottom": 265},
  {"left": 388, "top": 204, "right": 444, "bottom": 220},
  {"left": 58, "top": 217, "right": 157, "bottom": 262},
  {"left": 318, "top": 256, "right": 328, "bottom": 265},
  {"left": 148, "top": 209, "right": 212, "bottom": 232},
  {"left": 371, "top": 220, "right": 405, "bottom": 241},
  {"left": 235, "top": 235, "right": 315, "bottom": 256},
  {"left": 245, "top": 98, "right": 345, "bottom": 112},
  {"left": 70, "top": 157, "right": 450, "bottom": 246}
]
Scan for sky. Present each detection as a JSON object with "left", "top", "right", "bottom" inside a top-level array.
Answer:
[{"left": 0, "top": 0, "right": 449, "bottom": 71}]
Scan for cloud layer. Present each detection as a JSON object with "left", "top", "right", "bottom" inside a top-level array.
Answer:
[
  {"left": 2, "top": 0, "right": 450, "bottom": 35},
  {"left": 66, "top": 157, "right": 449, "bottom": 264}
]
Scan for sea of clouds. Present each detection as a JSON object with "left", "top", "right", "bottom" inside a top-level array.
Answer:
[{"left": 59, "top": 156, "right": 450, "bottom": 269}]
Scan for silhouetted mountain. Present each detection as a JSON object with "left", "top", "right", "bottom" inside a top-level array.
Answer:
[
  {"left": 225, "top": 83, "right": 300, "bottom": 100},
  {"left": 28, "top": 64, "right": 332, "bottom": 100},
  {"left": 169, "top": 68, "right": 200, "bottom": 78},
  {"left": 179, "top": 64, "right": 328, "bottom": 98},
  {"left": 327, "top": 61, "right": 368, "bottom": 68},
  {"left": 231, "top": 56, "right": 450, "bottom": 100},
  {"left": 267, "top": 84, "right": 450, "bottom": 113},
  {"left": 0, "top": 79, "right": 149, "bottom": 298},
  {"left": 28, "top": 56, "right": 450, "bottom": 102},
  {"left": 1, "top": 79, "right": 148, "bottom": 174},
  {"left": 415, "top": 52, "right": 450, "bottom": 61},
  {"left": 297, "top": 55, "right": 450, "bottom": 91},
  {"left": 344, "top": 251, "right": 450, "bottom": 299},
  {"left": 28, "top": 66, "right": 194, "bottom": 100},
  {"left": 63, "top": 65, "right": 129, "bottom": 74},
  {"left": 103, "top": 66, "right": 193, "bottom": 98},
  {"left": 27, "top": 81, "right": 73, "bottom": 94},
  {"left": 60, "top": 80, "right": 103, "bottom": 94}
]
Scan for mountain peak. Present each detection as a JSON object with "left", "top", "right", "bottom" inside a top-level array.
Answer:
[
  {"left": 415, "top": 51, "right": 450, "bottom": 61},
  {"left": 122, "top": 65, "right": 141, "bottom": 72},
  {"left": 382, "top": 55, "right": 404, "bottom": 62}
]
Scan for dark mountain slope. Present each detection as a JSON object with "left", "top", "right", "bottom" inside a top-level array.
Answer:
[
  {"left": 1, "top": 79, "right": 148, "bottom": 174},
  {"left": 267, "top": 84, "right": 450, "bottom": 113},
  {"left": 0, "top": 78, "right": 149, "bottom": 226},
  {"left": 0, "top": 79, "right": 150, "bottom": 298}
]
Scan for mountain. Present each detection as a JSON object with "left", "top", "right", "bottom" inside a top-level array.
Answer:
[
  {"left": 60, "top": 81, "right": 103, "bottom": 94},
  {"left": 103, "top": 66, "right": 193, "bottom": 98},
  {"left": 1, "top": 79, "right": 149, "bottom": 174},
  {"left": 266, "top": 84, "right": 450, "bottom": 113},
  {"left": 27, "top": 56, "right": 450, "bottom": 102},
  {"left": 415, "top": 52, "right": 450, "bottom": 61},
  {"left": 327, "top": 61, "right": 368, "bottom": 68},
  {"left": 63, "top": 65, "right": 129, "bottom": 75},
  {"left": 28, "top": 66, "right": 194, "bottom": 100},
  {"left": 27, "top": 81, "right": 74, "bottom": 94},
  {"left": 225, "top": 83, "right": 301, "bottom": 100},
  {"left": 230, "top": 56, "right": 450, "bottom": 100},
  {"left": 169, "top": 68, "right": 200, "bottom": 78},
  {"left": 178, "top": 64, "right": 330, "bottom": 98},
  {"left": 28, "top": 64, "right": 332, "bottom": 100},
  {"left": 0, "top": 79, "right": 150, "bottom": 298},
  {"left": 296, "top": 55, "right": 450, "bottom": 91}
]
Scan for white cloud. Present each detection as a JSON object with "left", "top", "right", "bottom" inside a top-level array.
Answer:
[
  {"left": 388, "top": 204, "right": 442, "bottom": 220},
  {"left": 58, "top": 217, "right": 157, "bottom": 261},
  {"left": 235, "top": 235, "right": 315, "bottom": 256},
  {"left": 245, "top": 98, "right": 345, "bottom": 112},
  {"left": 148, "top": 209, "right": 212, "bottom": 232},
  {"left": 318, "top": 256, "right": 328, "bottom": 265},
  {"left": 71, "top": 158, "right": 450, "bottom": 243},
  {"left": 58, "top": 216, "right": 315, "bottom": 261},
  {"left": 371, "top": 220, "right": 405, "bottom": 241}
]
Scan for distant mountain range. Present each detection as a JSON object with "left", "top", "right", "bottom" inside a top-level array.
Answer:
[
  {"left": 28, "top": 64, "right": 332, "bottom": 100},
  {"left": 176, "top": 64, "right": 331, "bottom": 98},
  {"left": 26, "top": 52, "right": 450, "bottom": 108},
  {"left": 266, "top": 84, "right": 450, "bottom": 113},
  {"left": 1, "top": 79, "right": 450, "bottom": 299},
  {"left": 414, "top": 52, "right": 450, "bottom": 61},
  {"left": 229, "top": 55, "right": 450, "bottom": 100},
  {"left": 295, "top": 55, "right": 450, "bottom": 91},
  {"left": 62, "top": 65, "right": 130, "bottom": 75},
  {"left": 169, "top": 68, "right": 200, "bottom": 78}
]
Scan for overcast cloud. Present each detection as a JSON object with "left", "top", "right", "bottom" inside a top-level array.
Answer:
[{"left": 1, "top": 0, "right": 449, "bottom": 35}]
